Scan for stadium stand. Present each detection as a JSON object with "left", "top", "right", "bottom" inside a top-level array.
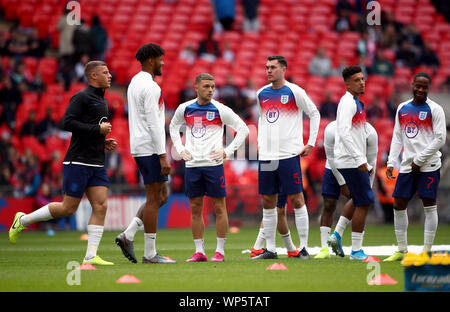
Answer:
[{"left": 0, "top": 0, "right": 449, "bottom": 220}]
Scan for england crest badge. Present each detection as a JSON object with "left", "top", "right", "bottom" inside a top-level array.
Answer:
[
  {"left": 206, "top": 111, "right": 215, "bottom": 121},
  {"left": 280, "top": 95, "right": 289, "bottom": 104},
  {"left": 419, "top": 111, "right": 427, "bottom": 120}
]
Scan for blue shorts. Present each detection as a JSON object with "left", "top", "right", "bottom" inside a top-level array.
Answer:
[
  {"left": 185, "top": 165, "right": 226, "bottom": 198},
  {"left": 322, "top": 168, "right": 341, "bottom": 200},
  {"left": 338, "top": 168, "right": 374, "bottom": 207},
  {"left": 134, "top": 155, "right": 169, "bottom": 184},
  {"left": 277, "top": 193, "right": 288, "bottom": 208},
  {"left": 393, "top": 170, "right": 440, "bottom": 200},
  {"left": 62, "top": 164, "right": 109, "bottom": 198},
  {"left": 258, "top": 155, "right": 303, "bottom": 195}
]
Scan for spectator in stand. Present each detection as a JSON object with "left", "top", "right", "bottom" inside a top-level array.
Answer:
[
  {"left": 74, "top": 53, "right": 90, "bottom": 83},
  {"left": 21, "top": 152, "right": 41, "bottom": 197},
  {"left": 56, "top": 59, "right": 76, "bottom": 90},
  {"left": 334, "top": 10, "right": 352, "bottom": 33},
  {"left": 212, "top": 0, "right": 236, "bottom": 32},
  {"left": 179, "top": 44, "right": 196, "bottom": 65},
  {"left": 0, "top": 31, "right": 7, "bottom": 56},
  {"left": 242, "top": 0, "right": 259, "bottom": 33},
  {"left": 72, "top": 19, "right": 93, "bottom": 62},
  {"left": 179, "top": 79, "right": 197, "bottom": 103},
  {"left": 90, "top": 15, "right": 108, "bottom": 61},
  {"left": 319, "top": 91, "right": 338, "bottom": 119},
  {"left": 0, "top": 76, "right": 22, "bottom": 129},
  {"left": 240, "top": 78, "right": 258, "bottom": 116},
  {"left": 399, "top": 22, "right": 423, "bottom": 56},
  {"left": 26, "top": 28, "right": 48, "bottom": 58},
  {"left": 418, "top": 42, "right": 440, "bottom": 73},
  {"left": 57, "top": 7, "right": 77, "bottom": 62},
  {"left": 222, "top": 41, "right": 235, "bottom": 62},
  {"left": 380, "top": 23, "right": 399, "bottom": 51},
  {"left": 28, "top": 70, "right": 46, "bottom": 94},
  {"left": 371, "top": 49, "right": 394, "bottom": 77},
  {"left": 396, "top": 40, "right": 417, "bottom": 69},
  {"left": 366, "top": 95, "right": 384, "bottom": 122},
  {"left": 109, "top": 163, "right": 127, "bottom": 185},
  {"left": 218, "top": 74, "right": 240, "bottom": 112},
  {"left": 20, "top": 110, "right": 39, "bottom": 137},
  {"left": 335, "top": 0, "right": 353, "bottom": 16},
  {"left": 197, "top": 29, "right": 221, "bottom": 62},
  {"left": 5, "top": 26, "right": 28, "bottom": 58},
  {"left": 37, "top": 107, "right": 58, "bottom": 142},
  {"left": 308, "top": 47, "right": 332, "bottom": 77},
  {"left": 35, "top": 182, "right": 58, "bottom": 233},
  {"left": 0, "top": 163, "right": 12, "bottom": 186},
  {"left": 10, "top": 62, "right": 31, "bottom": 87}
]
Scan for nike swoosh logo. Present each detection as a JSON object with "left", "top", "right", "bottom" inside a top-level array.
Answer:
[
  {"left": 186, "top": 114, "right": 195, "bottom": 117},
  {"left": 11, "top": 218, "right": 19, "bottom": 230},
  {"left": 401, "top": 113, "right": 408, "bottom": 116},
  {"left": 262, "top": 99, "right": 270, "bottom": 103}
]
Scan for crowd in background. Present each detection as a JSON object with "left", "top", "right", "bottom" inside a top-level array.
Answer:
[{"left": 0, "top": 0, "right": 449, "bottom": 226}]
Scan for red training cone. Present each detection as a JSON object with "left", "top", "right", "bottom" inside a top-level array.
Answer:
[
  {"left": 77, "top": 263, "right": 97, "bottom": 270},
  {"left": 266, "top": 263, "right": 289, "bottom": 270},
  {"left": 116, "top": 275, "right": 141, "bottom": 283},
  {"left": 363, "top": 256, "right": 381, "bottom": 262},
  {"left": 368, "top": 273, "right": 398, "bottom": 285}
]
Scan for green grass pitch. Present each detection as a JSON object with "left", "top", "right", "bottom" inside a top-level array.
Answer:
[{"left": 1, "top": 225, "right": 448, "bottom": 292}]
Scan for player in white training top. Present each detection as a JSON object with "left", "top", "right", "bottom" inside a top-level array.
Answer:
[
  {"left": 332, "top": 65, "right": 375, "bottom": 261},
  {"left": 170, "top": 73, "right": 249, "bottom": 262},
  {"left": 253, "top": 55, "right": 320, "bottom": 260},
  {"left": 384, "top": 72, "right": 446, "bottom": 262},
  {"left": 115, "top": 43, "right": 175, "bottom": 264},
  {"left": 323, "top": 120, "right": 378, "bottom": 258}
]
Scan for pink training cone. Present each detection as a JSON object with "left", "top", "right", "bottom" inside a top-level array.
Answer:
[
  {"left": 368, "top": 273, "right": 398, "bottom": 285},
  {"left": 116, "top": 275, "right": 141, "bottom": 283},
  {"left": 363, "top": 256, "right": 381, "bottom": 262},
  {"left": 266, "top": 263, "right": 289, "bottom": 270},
  {"left": 77, "top": 263, "right": 97, "bottom": 270}
]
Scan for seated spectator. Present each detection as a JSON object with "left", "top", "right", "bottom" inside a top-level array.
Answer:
[
  {"left": 20, "top": 111, "right": 39, "bottom": 137},
  {"left": 197, "top": 29, "right": 220, "bottom": 62},
  {"left": 28, "top": 70, "right": 46, "bottom": 94},
  {"left": 0, "top": 76, "right": 22, "bottom": 129},
  {"left": 320, "top": 92, "right": 338, "bottom": 119},
  {"left": 27, "top": 28, "right": 48, "bottom": 58},
  {"left": 396, "top": 40, "right": 417, "bottom": 69},
  {"left": 218, "top": 74, "right": 240, "bottom": 112},
  {"left": 179, "top": 44, "right": 196, "bottom": 65},
  {"left": 109, "top": 163, "right": 127, "bottom": 185},
  {"left": 366, "top": 95, "right": 384, "bottom": 121},
  {"left": 371, "top": 49, "right": 394, "bottom": 77},
  {"left": 399, "top": 22, "right": 423, "bottom": 55},
  {"left": 21, "top": 152, "right": 41, "bottom": 197},
  {"left": 212, "top": 0, "right": 235, "bottom": 31},
  {"left": 418, "top": 42, "right": 440, "bottom": 71},
  {"left": 72, "top": 19, "right": 92, "bottom": 61},
  {"left": 334, "top": 11, "right": 352, "bottom": 33},
  {"left": 74, "top": 53, "right": 89, "bottom": 83},
  {"left": 10, "top": 62, "right": 32, "bottom": 87},
  {"left": 380, "top": 23, "right": 398, "bottom": 51},
  {"left": 5, "top": 26, "right": 28, "bottom": 58},
  {"left": 308, "top": 47, "right": 332, "bottom": 77},
  {"left": 335, "top": 0, "right": 352, "bottom": 16},
  {"left": 37, "top": 107, "right": 58, "bottom": 141},
  {"left": 222, "top": 41, "right": 235, "bottom": 62},
  {"left": 179, "top": 79, "right": 197, "bottom": 103},
  {"left": 56, "top": 59, "right": 76, "bottom": 90}
]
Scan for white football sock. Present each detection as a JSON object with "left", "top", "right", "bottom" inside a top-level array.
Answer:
[
  {"left": 216, "top": 237, "right": 226, "bottom": 255},
  {"left": 194, "top": 238, "right": 205, "bottom": 254},
  {"left": 144, "top": 233, "right": 157, "bottom": 259},
  {"left": 123, "top": 217, "right": 143, "bottom": 241},
  {"left": 253, "top": 227, "right": 265, "bottom": 249},
  {"left": 20, "top": 204, "right": 53, "bottom": 226},
  {"left": 85, "top": 224, "right": 104, "bottom": 260},
  {"left": 294, "top": 205, "right": 309, "bottom": 250},
  {"left": 320, "top": 226, "right": 331, "bottom": 248},
  {"left": 394, "top": 209, "right": 408, "bottom": 253},
  {"left": 334, "top": 216, "right": 350, "bottom": 237},
  {"left": 351, "top": 231, "right": 364, "bottom": 252},
  {"left": 280, "top": 231, "right": 297, "bottom": 252},
  {"left": 423, "top": 205, "right": 438, "bottom": 252},
  {"left": 262, "top": 208, "right": 277, "bottom": 253}
]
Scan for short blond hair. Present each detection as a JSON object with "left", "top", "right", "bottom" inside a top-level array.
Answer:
[
  {"left": 195, "top": 73, "right": 214, "bottom": 85},
  {"left": 84, "top": 61, "right": 107, "bottom": 80}
]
